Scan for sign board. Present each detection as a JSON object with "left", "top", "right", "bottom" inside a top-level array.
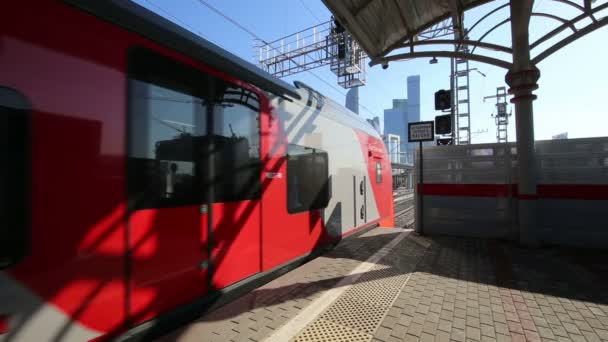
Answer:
[{"left": 408, "top": 121, "right": 435, "bottom": 142}]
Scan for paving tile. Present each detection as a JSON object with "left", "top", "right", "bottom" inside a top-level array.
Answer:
[
  {"left": 587, "top": 317, "right": 606, "bottom": 330},
  {"left": 423, "top": 321, "right": 438, "bottom": 335},
  {"left": 480, "top": 314, "right": 494, "bottom": 326},
  {"left": 453, "top": 317, "right": 466, "bottom": 330},
  {"left": 582, "top": 330, "right": 602, "bottom": 342},
  {"left": 520, "top": 319, "right": 536, "bottom": 332},
  {"left": 466, "top": 326, "right": 481, "bottom": 341},
  {"left": 480, "top": 324, "right": 496, "bottom": 338},
  {"left": 435, "top": 329, "right": 451, "bottom": 342},
  {"left": 507, "top": 321, "right": 524, "bottom": 335},
  {"left": 523, "top": 329, "right": 541, "bottom": 342},
  {"left": 574, "top": 318, "right": 595, "bottom": 332},
  {"left": 398, "top": 313, "right": 413, "bottom": 327},
  {"left": 407, "top": 322, "right": 423, "bottom": 338},
  {"left": 545, "top": 314, "right": 561, "bottom": 326},
  {"left": 562, "top": 321, "right": 582, "bottom": 335},
  {"left": 494, "top": 334, "right": 511, "bottom": 342},
  {"left": 374, "top": 326, "right": 392, "bottom": 341},
  {"left": 391, "top": 323, "right": 408, "bottom": 339},
  {"left": 466, "top": 316, "right": 481, "bottom": 329},
  {"left": 510, "top": 332, "right": 526, "bottom": 342},
  {"left": 381, "top": 315, "right": 398, "bottom": 328},
  {"left": 589, "top": 307, "right": 607, "bottom": 317},
  {"left": 537, "top": 325, "right": 556, "bottom": 340},
  {"left": 550, "top": 323, "right": 569, "bottom": 338},
  {"left": 451, "top": 328, "right": 466, "bottom": 342},
  {"left": 438, "top": 319, "right": 452, "bottom": 333},
  {"left": 494, "top": 322, "right": 509, "bottom": 336},
  {"left": 594, "top": 328, "right": 608, "bottom": 340},
  {"left": 481, "top": 336, "right": 497, "bottom": 342}
]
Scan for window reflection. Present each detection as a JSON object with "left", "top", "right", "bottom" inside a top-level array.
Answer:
[
  {"left": 129, "top": 79, "right": 207, "bottom": 208},
  {"left": 127, "top": 49, "right": 262, "bottom": 209},
  {"left": 212, "top": 84, "right": 261, "bottom": 202}
]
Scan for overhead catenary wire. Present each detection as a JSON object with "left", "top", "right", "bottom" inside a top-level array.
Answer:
[
  {"left": 298, "top": 0, "right": 323, "bottom": 23},
  {"left": 144, "top": 0, "right": 214, "bottom": 43}
]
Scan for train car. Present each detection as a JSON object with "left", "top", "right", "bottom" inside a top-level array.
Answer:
[{"left": 0, "top": 1, "right": 394, "bottom": 340}]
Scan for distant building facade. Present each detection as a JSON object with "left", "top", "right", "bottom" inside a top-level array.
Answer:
[
  {"left": 384, "top": 99, "right": 408, "bottom": 164},
  {"left": 345, "top": 87, "right": 359, "bottom": 115},
  {"left": 552, "top": 132, "right": 568, "bottom": 140},
  {"left": 383, "top": 75, "right": 421, "bottom": 165}
]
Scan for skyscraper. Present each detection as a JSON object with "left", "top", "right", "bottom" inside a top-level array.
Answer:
[
  {"left": 383, "top": 99, "right": 408, "bottom": 164},
  {"left": 406, "top": 75, "right": 421, "bottom": 162},
  {"left": 383, "top": 75, "right": 421, "bottom": 165},
  {"left": 345, "top": 87, "right": 359, "bottom": 115}
]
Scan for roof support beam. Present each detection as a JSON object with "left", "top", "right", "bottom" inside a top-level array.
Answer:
[
  {"left": 468, "top": 2, "right": 510, "bottom": 35},
  {"left": 372, "top": 50, "right": 512, "bottom": 69},
  {"left": 470, "top": 18, "right": 511, "bottom": 54},
  {"left": 531, "top": 1, "right": 608, "bottom": 49},
  {"left": 400, "top": 39, "right": 512, "bottom": 54},
  {"left": 532, "top": 16, "right": 608, "bottom": 64}
]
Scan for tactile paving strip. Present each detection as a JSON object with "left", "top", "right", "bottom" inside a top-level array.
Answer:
[
  {"left": 291, "top": 233, "right": 425, "bottom": 342},
  {"left": 320, "top": 296, "right": 386, "bottom": 334},
  {"left": 292, "top": 319, "right": 371, "bottom": 342}
]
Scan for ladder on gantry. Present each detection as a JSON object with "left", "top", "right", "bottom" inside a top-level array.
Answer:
[
  {"left": 484, "top": 86, "right": 511, "bottom": 143},
  {"left": 454, "top": 44, "right": 472, "bottom": 145}
]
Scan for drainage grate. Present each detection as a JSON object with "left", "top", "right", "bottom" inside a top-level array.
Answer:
[
  {"left": 292, "top": 318, "right": 371, "bottom": 342},
  {"left": 320, "top": 296, "right": 387, "bottom": 334}
]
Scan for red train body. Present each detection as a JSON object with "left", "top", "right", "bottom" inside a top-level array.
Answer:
[{"left": 0, "top": 1, "right": 394, "bottom": 340}]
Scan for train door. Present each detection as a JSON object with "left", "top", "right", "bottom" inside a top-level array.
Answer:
[
  {"left": 126, "top": 49, "right": 262, "bottom": 322},
  {"left": 354, "top": 174, "right": 367, "bottom": 227},
  {"left": 208, "top": 81, "right": 263, "bottom": 290},
  {"left": 127, "top": 49, "right": 210, "bottom": 321}
]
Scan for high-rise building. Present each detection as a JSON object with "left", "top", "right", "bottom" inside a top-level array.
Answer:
[
  {"left": 383, "top": 75, "right": 420, "bottom": 165},
  {"left": 384, "top": 99, "right": 408, "bottom": 163},
  {"left": 406, "top": 75, "right": 421, "bottom": 163},
  {"left": 345, "top": 87, "right": 359, "bottom": 115}
]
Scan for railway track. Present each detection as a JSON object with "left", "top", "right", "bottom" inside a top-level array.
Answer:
[{"left": 393, "top": 189, "right": 415, "bottom": 228}]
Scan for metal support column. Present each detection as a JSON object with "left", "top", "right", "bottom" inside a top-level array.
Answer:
[{"left": 505, "top": 0, "right": 540, "bottom": 245}]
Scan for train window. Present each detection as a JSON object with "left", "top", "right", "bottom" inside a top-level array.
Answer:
[
  {"left": 127, "top": 48, "right": 262, "bottom": 209},
  {"left": 0, "top": 87, "right": 30, "bottom": 268},
  {"left": 212, "top": 83, "right": 261, "bottom": 202},
  {"left": 128, "top": 49, "right": 211, "bottom": 209},
  {"left": 376, "top": 162, "right": 382, "bottom": 183},
  {"left": 287, "top": 145, "right": 329, "bottom": 214}
]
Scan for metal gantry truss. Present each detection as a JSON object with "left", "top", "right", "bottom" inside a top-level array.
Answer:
[
  {"left": 255, "top": 18, "right": 458, "bottom": 89},
  {"left": 484, "top": 86, "right": 512, "bottom": 143},
  {"left": 255, "top": 20, "right": 367, "bottom": 88}
]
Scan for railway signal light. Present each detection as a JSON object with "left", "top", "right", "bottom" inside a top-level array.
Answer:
[
  {"left": 435, "top": 114, "right": 452, "bottom": 135},
  {"left": 437, "top": 138, "right": 453, "bottom": 145},
  {"left": 434, "top": 89, "right": 451, "bottom": 110}
]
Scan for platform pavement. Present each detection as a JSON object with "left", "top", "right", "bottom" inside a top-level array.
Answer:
[{"left": 156, "top": 228, "right": 608, "bottom": 342}]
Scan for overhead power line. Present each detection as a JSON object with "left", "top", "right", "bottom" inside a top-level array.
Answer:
[
  {"left": 144, "top": 0, "right": 213, "bottom": 42},
  {"left": 298, "top": 0, "right": 323, "bottom": 23}
]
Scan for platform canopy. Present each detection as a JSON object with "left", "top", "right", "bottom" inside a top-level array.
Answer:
[{"left": 322, "top": 0, "right": 492, "bottom": 61}]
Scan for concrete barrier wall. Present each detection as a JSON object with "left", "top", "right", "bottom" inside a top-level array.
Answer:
[{"left": 414, "top": 137, "right": 608, "bottom": 247}]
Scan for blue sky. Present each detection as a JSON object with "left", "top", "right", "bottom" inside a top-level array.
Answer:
[{"left": 133, "top": 0, "right": 608, "bottom": 143}]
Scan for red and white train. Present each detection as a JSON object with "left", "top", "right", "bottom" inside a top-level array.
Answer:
[{"left": 0, "top": 1, "right": 394, "bottom": 340}]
